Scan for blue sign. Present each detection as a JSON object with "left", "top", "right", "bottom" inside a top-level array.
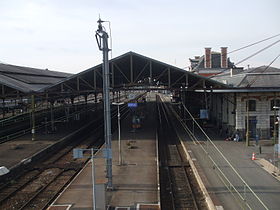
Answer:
[
  {"left": 128, "top": 103, "right": 138, "bottom": 108},
  {"left": 73, "top": 148, "right": 84, "bottom": 159},
  {"left": 200, "top": 109, "right": 209, "bottom": 119}
]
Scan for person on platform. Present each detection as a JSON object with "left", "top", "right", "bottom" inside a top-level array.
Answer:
[{"left": 233, "top": 130, "right": 240, "bottom": 142}]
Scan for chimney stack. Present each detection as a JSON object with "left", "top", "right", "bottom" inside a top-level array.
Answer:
[
  {"left": 204, "top": 48, "right": 211, "bottom": 68},
  {"left": 221, "top": 47, "right": 228, "bottom": 68}
]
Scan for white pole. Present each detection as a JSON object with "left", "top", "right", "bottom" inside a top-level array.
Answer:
[
  {"left": 118, "top": 105, "right": 122, "bottom": 165},
  {"left": 91, "top": 148, "right": 96, "bottom": 210},
  {"left": 278, "top": 110, "right": 280, "bottom": 145}
]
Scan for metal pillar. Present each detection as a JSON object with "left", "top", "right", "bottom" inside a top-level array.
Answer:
[
  {"left": 91, "top": 148, "right": 97, "bottom": 210},
  {"left": 117, "top": 105, "right": 122, "bottom": 165},
  {"left": 31, "top": 95, "right": 35, "bottom": 141},
  {"left": 278, "top": 110, "right": 280, "bottom": 145},
  {"left": 2, "top": 98, "right": 5, "bottom": 118},
  {"left": 273, "top": 93, "right": 277, "bottom": 145},
  {"left": 96, "top": 18, "right": 113, "bottom": 189},
  {"left": 113, "top": 102, "right": 124, "bottom": 165},
  {"left": 246, "top": 96, "right": 250, "bottom": 146},
  {"left": 50, "top": 101, "right": 55, "bottom": 131}
]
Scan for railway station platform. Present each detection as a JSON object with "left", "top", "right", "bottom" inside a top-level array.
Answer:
[
  {"left": 49, "top": 93, "right": 160, "bottom": 209},
  {"left": 0, "top": 122, "right": 86, "bottom": 169},
  {"left": 169, "top": 102, "right": 280, "bottom": 210}
]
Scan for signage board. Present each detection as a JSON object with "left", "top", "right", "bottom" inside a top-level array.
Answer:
[
  {"left": 200, "top": 109, "right": 209, "bottom": 119},
  {"left": 128, "top": 103, "right": 138, "bottom": 108},
  {"left": 73, "top": 148, "right": 84, "bottom": 159}
]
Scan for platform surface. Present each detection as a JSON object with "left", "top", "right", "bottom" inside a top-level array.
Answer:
[
  {"left": 171, "top": 105, "right": 280, "bottom": 210},
  {"left": 50, "top": 93, "right": 159, "bottom": 209},
  {"left": 0, "top": 123, "right": 81, "bottom": 169}
]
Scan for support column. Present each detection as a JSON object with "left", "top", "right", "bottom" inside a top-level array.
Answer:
[
  {"left": 168, "top": 68, "right": 171, "bottom": 88},
  {"left": 31, "top": 95, "right": 35, "bottom": 141},
  {"left": 203, "top": 80, "right": 208, "bottom": 110},
  {"left": 111, "top": 63, "right": 115, "bottom": 88},
  {"left": 12, "top": 99, "right": 16, "bottom": 116},
  {"left": 149, "top": 61, "right": 152, "bottom": 85},
  {"left": 95, "top": 92, "right": 98, "bottom": 103},
  {"left": 273, "top": 92, "right": 276, "bottom": 145},
  {"left": 71, "top": 96, "right": 75, "bottom": 112},
  {"left": 185, "top": 73, "right": 189, "bottom": 88},
  {"left": 77, "top": 77, "right": 80, "bottom": 91},
  {"left": 2, "top": 98, "right": 5, "bottom": 118},
  {"left": 246, "top": 93, "right": 250, "bottom": 146},
  {"left": 130, "top": 54, "right": 133, "bottom": 84},
  {"left": 96, "top": 19, "right": 113, "bottom": 189},
  {"left": 50, "top": 101, "right": 55, "bottom": 132}
]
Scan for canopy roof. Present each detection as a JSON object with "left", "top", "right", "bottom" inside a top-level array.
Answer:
[
  {"left": 43, "top": 51, "right": 227, "bottom": 98},
  {"left": 0, "top": 63, "right": 71, "bottom": 98}
]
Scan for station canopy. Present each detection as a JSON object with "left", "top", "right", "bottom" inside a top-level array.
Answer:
[
  {"left": 43, "top": 51, "right": 227, "bottom": 99},
  {"left": 0, "top": 63, "right": 71, "bottom": 98}
]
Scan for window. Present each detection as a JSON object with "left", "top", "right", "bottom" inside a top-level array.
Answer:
[
  {"left": 248, "top": 100, "right": 256, "bottom": 111},
  {"left": 271, "top": 99, "right": 280, "bottom": 110}
]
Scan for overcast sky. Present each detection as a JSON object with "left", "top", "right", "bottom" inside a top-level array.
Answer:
[{"left": 0, "top": 0, "right": 279, "bottom": 73}]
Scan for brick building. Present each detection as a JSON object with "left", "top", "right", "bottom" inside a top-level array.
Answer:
[
  {"left": 189, "top": 47, "right": 236, "bottom": 77},
  {"left": 211, "top": 66, "right": 280, "bottom": 140}
]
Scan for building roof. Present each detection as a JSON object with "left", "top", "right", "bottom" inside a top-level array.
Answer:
[
  {"left": 212, "top": 66, "right": 280, "bottom": 88},
  {"left": 0, "top": 51, "right": 230, "bottom": 99},
  {"left": 0, "top": 63, "right": 71, "bottom": 96},
  {"left": 43, "top": 51, "right": 228, "bottom": 98}
]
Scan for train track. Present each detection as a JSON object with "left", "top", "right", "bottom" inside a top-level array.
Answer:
[
  {"left": 0, "top": 92, "right": 130, "bottom": 144},
  {"left": 0, "top": 93, "right": 146, "bottom": 209},
  {"left": 0, "top": 101, "right": 132, "bottom": 210},
  {"left": 157, "top": 95, "right": 205, "bottom": 210},
  {"left": 0, "top": 124, "right": 100, "bottom": 210},
  {"left": 0, "top": 103, "right": 98, "bottom": 144}
]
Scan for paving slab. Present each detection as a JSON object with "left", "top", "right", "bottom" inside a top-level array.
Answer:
[
  {"left": 51, "top": 93, "right": 159, "bottom": 209},
  {"left": 172, "top": 111, "right": 280, "bottom": 210}
]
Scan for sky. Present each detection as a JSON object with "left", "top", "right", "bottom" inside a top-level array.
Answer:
[{"left": 0, "top": 0, "right": 279, "bottom": 74}]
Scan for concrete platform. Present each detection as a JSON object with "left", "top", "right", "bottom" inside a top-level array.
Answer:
[
  {"left": 171, "top": 108, "right": 280, "bottom": 210},
  {"left": 0, "top": 122, "right": 84, "bottom": 169},
  {"left": 50, "top": 93, "right": 159, "bottom": 209}
]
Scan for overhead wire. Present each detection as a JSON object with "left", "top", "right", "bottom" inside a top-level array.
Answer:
[
  {"left": 192, "top": 33, "right": 280, "bottom": 74},
  {"left": 207, "top": 38, "right": 280, "bottom": 78},
  {"left": 234, "top": 39, "right": 280, "bottom": 66},
  {"left": 228, "top": 33, "right": 280, "bottom": 54}
]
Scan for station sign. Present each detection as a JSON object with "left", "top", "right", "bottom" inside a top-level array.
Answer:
[
  {"left": 200, "top": 109, "right": 209, "bottom": 119},
  {"left": 128, "top": 103, "right": 138, "bottom": 108},
  {"left": 73, "top": 148, "right": 84, "bottom": 159},
  {"left": 128, "top": 94, "right": 136, "bottom": 99}
]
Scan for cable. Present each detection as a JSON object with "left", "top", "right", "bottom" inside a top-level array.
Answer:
[
  {"left": 191, "top": 33, "right": 280, "bottom": 71},
  {"left": 207, "top": 39, "right": 280, "bottom": 78},
  {"left": 235, "top": 39, "right": 280, "bottom": 66},
  {"left": 247, "top": 52, "right": 280, "bottom": 87},
  {"left": 228, "top": 33, "right": 280, "bottom": 54}
]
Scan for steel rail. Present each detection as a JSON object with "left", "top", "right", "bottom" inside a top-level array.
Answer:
[
  {"left": 158, "top": 96, "right": 200, "bottom": 210},
  {"left": 168, "top": 98, "right": 269, "bottom": 210}
]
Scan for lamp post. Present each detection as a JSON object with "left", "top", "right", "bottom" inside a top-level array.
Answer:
[
  {"left": 273, "top": 106, "right": 280, "bottom": 145},
  {"left": 95, "top": 18, "right": 113, "bottom": 189},
  {"left": 112, "top": 102, "right": 124, "bottom": 165},
  {"left": 31, "top": 94, "right": 35, "bottom": 141}
]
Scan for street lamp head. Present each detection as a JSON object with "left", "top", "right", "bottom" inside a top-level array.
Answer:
[
  {"left": 112, "top": 102, "right": 125, "bottom": 105},
  {"left": 273, "top": 106, "right": 280, "bottom": 109}
]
